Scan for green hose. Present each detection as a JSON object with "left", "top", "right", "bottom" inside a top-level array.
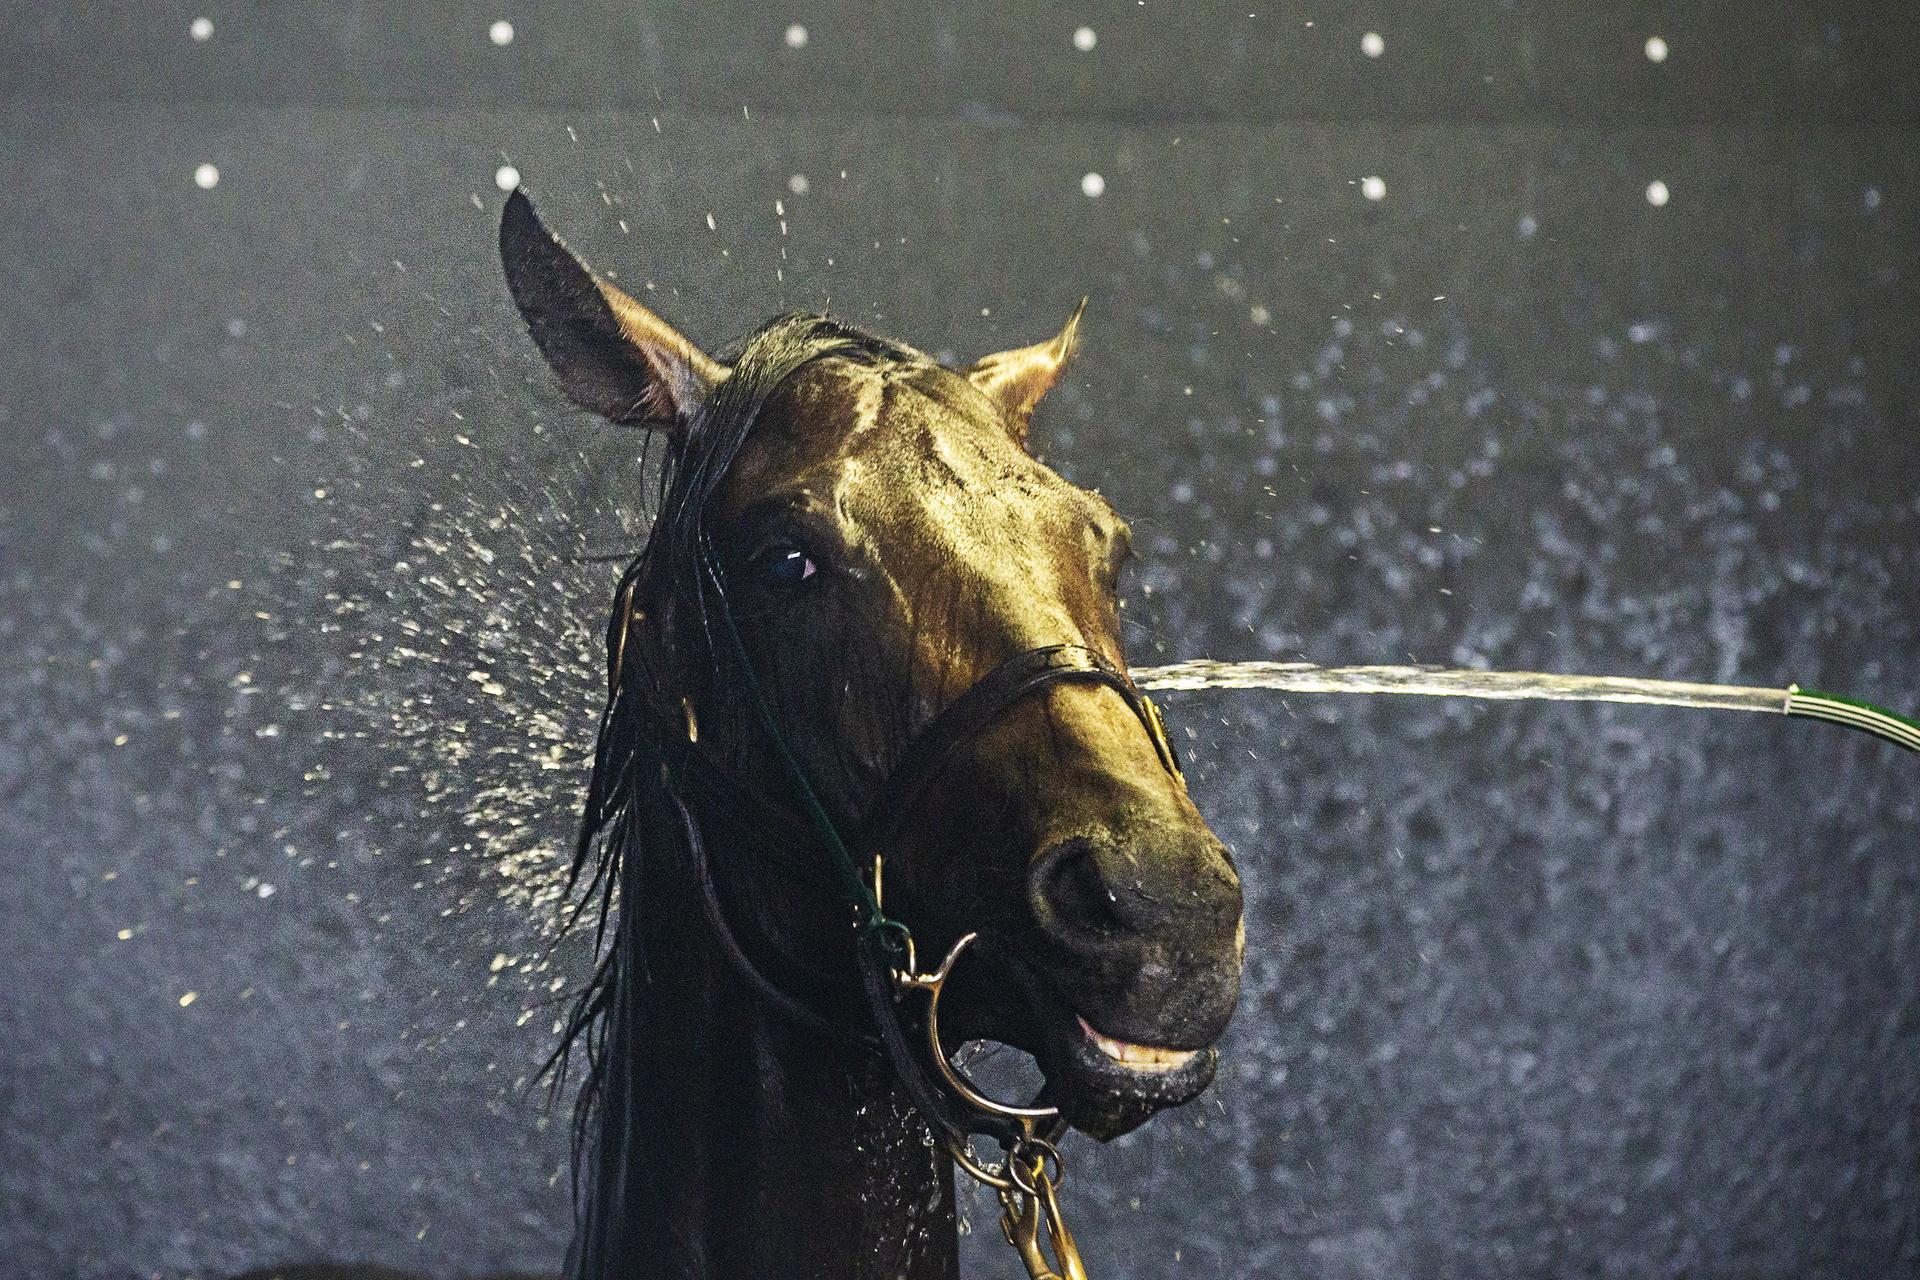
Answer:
[{"left": 1786, "top": 686, "right": 1920, "bottom": 754}]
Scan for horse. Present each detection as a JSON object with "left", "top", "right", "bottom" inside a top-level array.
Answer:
[{"left": 239, "top": 189, "right": 1246, "bottom": 1280}]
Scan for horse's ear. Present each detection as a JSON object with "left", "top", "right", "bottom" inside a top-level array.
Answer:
[
  {"left": 499, "top": 189, "right": 726, "bottom": 436},
  {"left": 964, "top": 298, "right": 1086, "bottom": 443}
]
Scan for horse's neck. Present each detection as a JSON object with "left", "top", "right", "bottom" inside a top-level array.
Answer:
[
  {"left": 605, "top": 808, "right": 958, "bottom": 1279},
  {"left": 639, "top": 1003, "right": 957, "bottom": 1279}
]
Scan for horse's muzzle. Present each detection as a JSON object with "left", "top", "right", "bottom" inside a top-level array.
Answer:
[{"left": 1017, "top": 828, "right": 1244, "bottom": 1136}]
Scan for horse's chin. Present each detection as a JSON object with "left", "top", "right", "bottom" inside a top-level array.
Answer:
[{"left": 1039, "top": 1015, "right": 1220, "bottom": 1140}]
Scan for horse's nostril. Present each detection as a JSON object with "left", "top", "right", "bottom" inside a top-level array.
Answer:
[{"left": 1032, "top": 839, "right": 1126, "bottom": 937}]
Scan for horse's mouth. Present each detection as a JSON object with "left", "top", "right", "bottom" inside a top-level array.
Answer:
[
  {"left": 982, "top": 972, "right": 1222, "bottom": 1140},
  {"left": 1045, "top": 1011, "right": 1220, "bottom": 1139},
  {"left": 1076, "top": 1016, "right": 1201, "bottom": 1072},
  {"left": 940, "top": 936, "right": 1231, "bottom": 1140}
]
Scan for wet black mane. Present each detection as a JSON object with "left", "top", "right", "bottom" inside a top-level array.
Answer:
[{"left": 547, "top": 311, "right": 920, "bottom": 1279}]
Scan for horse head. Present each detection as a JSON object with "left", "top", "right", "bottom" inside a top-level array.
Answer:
[{"left": 502, "top": 189, "right": 1243, "bottom": 1147}]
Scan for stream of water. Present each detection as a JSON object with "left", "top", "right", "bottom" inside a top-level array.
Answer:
[
  {"left": 1132, "top": 659, "right": 1789, "bottom": 712},
  {"left": 1132, "top": 660, "right": 1920, "bottom": 754}
]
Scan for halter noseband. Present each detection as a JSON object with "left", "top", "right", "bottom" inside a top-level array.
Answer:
[{"left": 855, "top": 643, "right": 1182, "bottom": 860}]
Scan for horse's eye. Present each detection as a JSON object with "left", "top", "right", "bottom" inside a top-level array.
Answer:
[{"left": 755, "top": 541, "right": 818, "bottom": 588}]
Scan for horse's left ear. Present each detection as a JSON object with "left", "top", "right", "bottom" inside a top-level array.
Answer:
[{"left": 964, "top": 299, "right": 1086, "bottom": 443}]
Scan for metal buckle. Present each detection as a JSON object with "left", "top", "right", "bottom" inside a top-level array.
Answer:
[{"left": 1141, "top": 694, "right": 1183, "bottom": 779}]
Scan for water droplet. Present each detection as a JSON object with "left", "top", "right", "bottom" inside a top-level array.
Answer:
[
  {"left": 189, "top": 16, "right": 213, "bottom": 41},
  {"left": 784, "top": 22, "right": 809, "bottom": 48},
  {"left": 489, "top": 19, "right": 514, "bottom": 46},
  {"left": 1644, "top": 35, "right": 1668, "bottom": 63},
  {"left": 193, "top": 162, "right": 220, "bottom": 189},
  {"left": 1361, "top": 31, "right": 1385, "bottom": 58},
  {"left": 1360, "top": 175, "right": 1386, "bottom": 201},
  {"left": 1073, "top": 26, "right": 1097, "bottom": 51},
  {"left": 1645, "top": 179, "right": 1670, "bottom": 207},
  {"left": 788, "top": 172, "right": 810, "bottom": 194},
  {"left": 1080, "top": 172, "right": 1106, "bottom": 198},
  {"left": 494, "top": 164, "right": 521, "bottom": 192}
]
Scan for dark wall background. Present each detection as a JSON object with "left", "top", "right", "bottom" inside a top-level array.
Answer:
[{"left": 3, "top": 4, "right": 1917, "bottom": 1278}]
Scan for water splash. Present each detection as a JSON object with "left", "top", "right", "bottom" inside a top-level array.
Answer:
[{"left": 246, "top": 384, "right": 649, "bottom": 963}]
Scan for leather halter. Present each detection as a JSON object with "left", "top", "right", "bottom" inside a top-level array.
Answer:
[
  {"left": 664, "top": 623, "right": 1186, "bottom": 1154},
  {"left": 850, "top": 643, "right": 1185, "bottom": 1154},
  {"left": 640, "top": 551, "right": 1187, "bottom": 1280}
]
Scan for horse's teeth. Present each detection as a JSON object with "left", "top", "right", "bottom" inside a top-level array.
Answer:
[{"left": 1077, "top": 1017, "right": 1197, "bottom": 1072}]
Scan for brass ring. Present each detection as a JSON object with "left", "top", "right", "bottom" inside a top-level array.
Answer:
[
  {"left": 908, "top": 932, "right": 1060, "bottom": 1126},
  {"left": 947, "top": 1135, "right": 1014, "bottom": 1191},
  {"left": 1007, "top": 1136, "right": 1064, "bottom": 1195}
]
